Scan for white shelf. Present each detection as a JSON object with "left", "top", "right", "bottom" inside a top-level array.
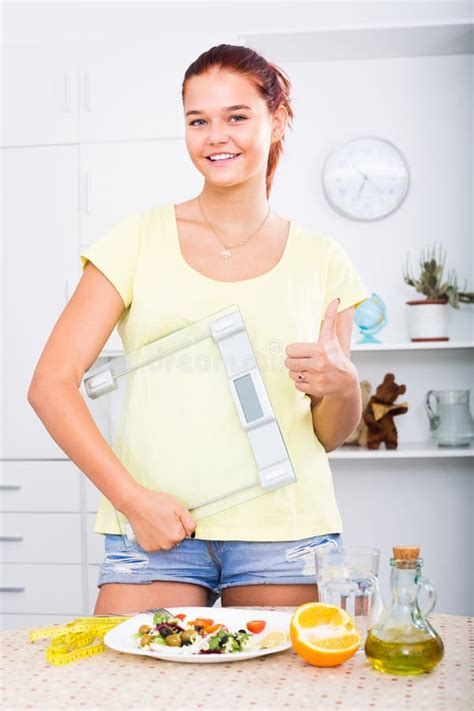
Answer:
[
  {"left": 238, "top": 20, "right": 474, "bottom": 62},
  {"left": 97, "top": 339, "right": 474, "bottom": 361},
  {"left": 329, "top": 441, "right": 474, "bottom": 459},
  {"left": 350, "top": 340, "right": 474, "bottom": 352}
]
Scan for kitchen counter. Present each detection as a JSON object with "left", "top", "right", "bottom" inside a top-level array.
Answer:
[{"left": 0, "top": 608, "right": 472, "bottom": 710}]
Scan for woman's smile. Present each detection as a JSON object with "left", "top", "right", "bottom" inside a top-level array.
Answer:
[{"left": 206, "top": 153, "right": 242, "bottom": 166}]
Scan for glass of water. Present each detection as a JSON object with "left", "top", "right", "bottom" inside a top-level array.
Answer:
[{"left": 314, "top": 545, "right": 382, "bottom": 649}]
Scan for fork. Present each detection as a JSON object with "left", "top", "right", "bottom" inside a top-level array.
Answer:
[{"left": 94, "top": 606, "right": 174, "bottom": 619}]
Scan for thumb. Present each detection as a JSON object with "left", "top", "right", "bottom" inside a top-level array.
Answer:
[
  {"left": 318, "top": 297, "right": 340, "bottom": 342},
  {"left": 176, "top": 509, "right": 197, "bottom": 537}
]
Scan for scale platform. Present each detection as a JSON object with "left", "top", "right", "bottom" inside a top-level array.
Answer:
[{"left": 81, "top": 305, "right": 296, "bottom": 541}]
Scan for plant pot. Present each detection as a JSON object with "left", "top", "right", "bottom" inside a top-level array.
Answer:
[{"left": 405, "top": 299, "right": 449, "bottom": 342}]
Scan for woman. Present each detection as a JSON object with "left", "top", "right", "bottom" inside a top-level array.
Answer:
[{"left": 28, "top": 44, "right": 370, "bottom": 614}]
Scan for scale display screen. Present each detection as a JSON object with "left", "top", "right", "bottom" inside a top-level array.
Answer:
[{"left": 233, "top": 373, "right": 264, "bottom": 423}]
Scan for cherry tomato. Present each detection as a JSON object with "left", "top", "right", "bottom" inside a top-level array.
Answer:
[
  {"left": 174, "top": 614, "right": 187, "bottom": 621},
  {"left": 246, "top": 620, "right": 267, "bottom": 634}
]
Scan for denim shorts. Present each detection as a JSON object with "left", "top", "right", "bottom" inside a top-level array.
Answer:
[{"left": 96, "top": 532, "right": 344, "bottom": 604}]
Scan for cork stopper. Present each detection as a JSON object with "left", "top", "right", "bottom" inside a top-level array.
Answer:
[{"left": 392, "top": 546, "right": 420, "bottom": 569}]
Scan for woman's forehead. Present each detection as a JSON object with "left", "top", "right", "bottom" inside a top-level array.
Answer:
[{"left": 184, "top": 69, "right": 263, "bottom": 109}]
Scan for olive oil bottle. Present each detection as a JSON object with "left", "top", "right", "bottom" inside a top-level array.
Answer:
[{"left": 365, "top": 546, "right": 444, "bottom": 675}]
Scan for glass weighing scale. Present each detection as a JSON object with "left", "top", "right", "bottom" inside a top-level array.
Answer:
[{"left": 81, "top": 305, "right": 296, "bottom": 544}]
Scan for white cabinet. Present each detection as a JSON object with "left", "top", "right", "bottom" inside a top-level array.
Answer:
[
  {"left": 2, "top": 33, "right": 236, "bottom": 148},
  {"left": 2, "top": 145, "right": 80, "bottom": 458},
  {"left": 0, "top": 461, "right": 85, "bottom": 626},
  {"left": 2, "top": 43, "right": 80, "bottom": 147},
  {"left": 0, "top": 565, "right": 84, "bottom": 615},
  {"left": 0, "top": 514, "right": 82, "bottom": 564},
  {"left": 0, "top": 461, "right": 81, "bottom": 511},
  {"left": 78, "top": 34, "right": 216, "bottom": 144},
  {"left": 79, "top": 139, "right": 203, "bottom": 246}
]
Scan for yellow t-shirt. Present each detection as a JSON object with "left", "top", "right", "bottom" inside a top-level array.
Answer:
[{"left": 80, "top": 203, "right": 370, "bottom": 540}]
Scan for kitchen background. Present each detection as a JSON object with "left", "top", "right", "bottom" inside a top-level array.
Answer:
[{"left": 1, "top": 1, "right": 473, "bottom": 628}]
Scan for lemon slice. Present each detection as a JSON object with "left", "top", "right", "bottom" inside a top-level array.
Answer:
[{"left": 258, "top": 631, "right": 289, "bottom": 649}]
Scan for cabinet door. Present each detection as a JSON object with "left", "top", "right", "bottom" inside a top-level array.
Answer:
[
  {"left": 0, "top": 513, "right": 82, "bottom": 564},
  {"left": 2, "top": 145, "right": 79, "bottom": 457},
  {"left": 0, "top": 564, "right": 83, "bottom": 614},
  {"left": 79, "top": 138, "right": 202, "bottom": 246},
  {"left": 2, "top": 43, "right": 80, "bottom": 147},
  {"left": 0, "top": 461, "right": 80, "bottom": 512},
  {"left": 78, "top": 33, "right": 236, "bottom": 143}
]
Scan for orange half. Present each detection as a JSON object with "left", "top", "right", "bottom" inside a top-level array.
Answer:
[{"left": 290, "top": 602, "right": 361, "bottom": 667}]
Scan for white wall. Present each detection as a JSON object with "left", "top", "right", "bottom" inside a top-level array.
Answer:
[
  {"left": 3, "top": 1, "right": 473, "bottom": 45},
  {"left": 272, "top": 54, "right": 473, "bottom": 343}
]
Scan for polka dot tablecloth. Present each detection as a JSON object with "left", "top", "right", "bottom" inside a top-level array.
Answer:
[{"left": 0, "top": 608, "right": 472, "bottom": 710}]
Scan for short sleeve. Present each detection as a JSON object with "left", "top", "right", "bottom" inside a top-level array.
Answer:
[
  {"left": 79, "top": 212, "right": 144, "bottom": 310},
  {"left": 323, "top": 238, "right": 371, "bottom": 313}
]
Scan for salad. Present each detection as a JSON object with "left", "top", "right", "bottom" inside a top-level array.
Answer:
[{"left": 133, "top": 612, "right": 287, "bottom": 656}]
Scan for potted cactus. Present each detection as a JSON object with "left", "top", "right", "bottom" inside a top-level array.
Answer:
[{"left": 403, "top": 244, "right": 474, "bottom": 341}]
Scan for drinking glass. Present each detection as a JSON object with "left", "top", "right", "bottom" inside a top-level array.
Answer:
[{"left": 314, "top": 545, "right": 381, "bottom": 649}]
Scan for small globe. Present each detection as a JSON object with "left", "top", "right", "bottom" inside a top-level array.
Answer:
[{"left": 354, "top": 293, "right": 387, "bottom": 343}]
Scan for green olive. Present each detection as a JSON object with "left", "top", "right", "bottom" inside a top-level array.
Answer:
[
  {"left": 140, "top": 634, "right": 153, "bottom": 647},
  {"left": 180, "top": 629, "right": 195, "bottom": 644},
  {"left": 139, "top": 624, "right": 152, "bottom": 635},
  {"left": 165, "top": 634, "right": 182, "bottom": 647}
]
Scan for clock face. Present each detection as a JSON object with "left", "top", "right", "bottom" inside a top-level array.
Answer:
[{"left": 322, "top": 136, "right": 410, "bottom": 221}]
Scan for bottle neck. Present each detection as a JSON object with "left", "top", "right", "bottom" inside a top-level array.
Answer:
[{"left": 389, "top": 558, "right": 422, "bottom": 608}]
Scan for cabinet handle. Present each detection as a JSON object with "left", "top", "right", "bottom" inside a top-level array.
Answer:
[
  {"left": 0, "top": 587, "right": 25, "bottom": 593},
  {"left": 64, "top": 73, "right": 73, "bottom": 113},
  {"left": 0, "top": 485, "right": 21, "bottom": 491},
  {"left": 82, "top": 71, "right": 91, "bottom": 112},
  {"left": 84, "top": 174, "right": 93, "bottom": 214},
  {"left": 0, "top": 536, "right": 23, "bottom": 542}
]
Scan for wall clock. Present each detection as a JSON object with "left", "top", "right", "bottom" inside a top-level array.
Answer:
[{"left": 322, "top": 135, "right": 410, "bottom": 221}]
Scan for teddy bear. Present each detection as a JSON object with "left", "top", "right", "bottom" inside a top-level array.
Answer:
[
  {"left": 363, "top": 373, "right": 408, "bottom": 450},
  {"left": 343, "top": 380, "right": 372, "bottom": 447}
]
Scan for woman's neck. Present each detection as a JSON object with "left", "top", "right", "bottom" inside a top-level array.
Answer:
[{"left": 198, "top": 177, "right": 270, "bottom": 228}]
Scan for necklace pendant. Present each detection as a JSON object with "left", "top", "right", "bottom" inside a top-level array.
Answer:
[{"left": 221, "top": 248, "right": 231, "bottom": 262}]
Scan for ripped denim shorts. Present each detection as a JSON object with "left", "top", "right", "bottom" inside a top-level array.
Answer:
[{"left": 96, "top": 532, "right": 344, "bottom": 604}]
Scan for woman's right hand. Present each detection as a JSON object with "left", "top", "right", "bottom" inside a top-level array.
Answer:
[{"left": 122, "top": 488, "right": 197, "bottom": 552}]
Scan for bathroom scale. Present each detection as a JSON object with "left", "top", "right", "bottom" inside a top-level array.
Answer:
[{"left": 81, "top": 305, "right": 296, "bottom": 543}]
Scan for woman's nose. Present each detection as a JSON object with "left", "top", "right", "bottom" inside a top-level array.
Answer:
[{"left": 206, "top": 123, "right": 230, "bottom": 145}]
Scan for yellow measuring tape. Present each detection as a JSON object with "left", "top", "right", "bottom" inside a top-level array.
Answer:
[{"left": 28, "top": 616, "right": 129, "bottom": 666}]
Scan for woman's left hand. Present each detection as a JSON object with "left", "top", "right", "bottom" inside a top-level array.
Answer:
[{"left": 284, "top": 298, "right": 359, "bottom": 400}]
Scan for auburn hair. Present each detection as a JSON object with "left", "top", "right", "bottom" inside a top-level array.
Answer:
[{"left": 182, "top": 44, "right": 293, "bottom": 198}]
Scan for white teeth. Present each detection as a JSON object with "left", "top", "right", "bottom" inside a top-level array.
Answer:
[{"left": 209, "top": 154, "right": 237, "bottom": 161}]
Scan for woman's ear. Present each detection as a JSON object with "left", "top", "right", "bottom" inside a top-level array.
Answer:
[{"left": 271, "top": 104, "right": 288, "bottom": 142}]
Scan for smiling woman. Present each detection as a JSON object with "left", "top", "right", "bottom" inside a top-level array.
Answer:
[{"left": 28, "top": 43, "right": 370, "bottom": 616}]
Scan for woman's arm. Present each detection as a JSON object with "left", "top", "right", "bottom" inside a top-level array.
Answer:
[
  {"left": 285, "top": 299, "right": 361, "bottom": 453},
  {"left": 27, "top": 263, "right": 196, "bottom": 549},
  {"left": 309, "top": 306, "right": 361, "bottom": 451}
]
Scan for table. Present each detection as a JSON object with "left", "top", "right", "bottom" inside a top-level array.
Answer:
[{"left": 0, "top": 608, "right": 472, "bottom": 710}]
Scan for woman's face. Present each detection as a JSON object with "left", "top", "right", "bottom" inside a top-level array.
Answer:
[{"left": 183, "top": 68, "right": 285, "bottom": 190}]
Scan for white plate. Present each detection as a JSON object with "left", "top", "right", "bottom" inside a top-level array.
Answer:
[{"left": 104, "top": 606, "right": 292, "bottom": 663}]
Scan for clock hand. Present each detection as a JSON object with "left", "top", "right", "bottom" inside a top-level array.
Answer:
[
  {"left": 349, "top": 156, "right": 368, "bottom": 180},
  {"left": 366, "top": 177, "right": 384, "bottom": 194},
  {"left": 356, "top": 176, "right": 367, "bottom": 201}
]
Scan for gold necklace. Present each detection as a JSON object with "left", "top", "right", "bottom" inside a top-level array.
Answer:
[{"left": 197, "top": 196, "right": 271, "bottom": 264}]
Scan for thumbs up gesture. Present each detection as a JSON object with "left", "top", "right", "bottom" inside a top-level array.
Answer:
[{"left": 284, "top": 298, "right": 358, "bottom": 399}]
